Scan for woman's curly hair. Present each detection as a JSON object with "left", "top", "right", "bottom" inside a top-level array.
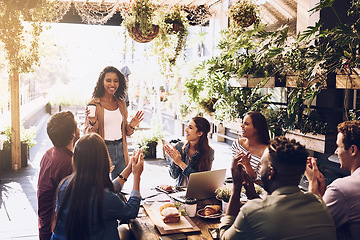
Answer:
[{"left": 92, "top": 66, "right": 127, "bottom": 100}]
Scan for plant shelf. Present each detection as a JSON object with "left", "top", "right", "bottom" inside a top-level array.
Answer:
[
  {"left": 336, "top": 68, "right": 360, "bottom": 89},
  {"left": 229, "top": 75, "right": 285, "bottom": 88},
  {"left": 285, "top": 130, "right": 337, "bottom": 154},
  {"left": 286, "top": 74, "right": 327, "bottom": 88}
]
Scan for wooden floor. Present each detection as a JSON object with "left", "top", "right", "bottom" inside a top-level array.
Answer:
[{"left": 0, "top": 114, "right": 232, "bottom": 239}]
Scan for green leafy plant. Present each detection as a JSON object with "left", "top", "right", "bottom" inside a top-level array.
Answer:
[
  {"left": 131, "top": 120, "right": 165, "bottom": 157},
  {"left": 300, "top": 0, "right": 360, "bottom": 77},
  {"left": 164, "top": 6, "right": 189, "bottom": 65},
  {"left": 228, "top": 0, "right": 259, "bottom": 28},
  {"left": 2, "top": 124, "right": 37, "bottom": 150},
  {"left": 240, "top": 184, "right": 264, "bottom": 195},
  {"left": 121, "top": 0, "right": 158, "bottom": 36},
  {"left": 150, "top": 6, "right": 189, "bottom": 75},
  {"left": 215, "top": 187, "right": 231, "bottom": 203}
]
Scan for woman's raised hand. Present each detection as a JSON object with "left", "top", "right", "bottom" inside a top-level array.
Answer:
[
  {"left": 85, "top": 106, "right": 96, "bottom": 123},
  {"left": 129, "top": 110, "right": 144, "bottom": 128},
  {"left": 231, "top": 154, "right": 246, "bottom": 188},
  {"left": 132, "top": 149, "right": 144, "bottom": 178},
  {"left": 164, "top": 144, "right": 182, "bottom": 166},
  {"left": 235, "top": 150, "right": 251, "bottom": 168}
]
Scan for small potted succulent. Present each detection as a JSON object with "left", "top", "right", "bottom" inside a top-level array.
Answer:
[
  {"left": 215, "top": 187, "right": 231, "bottom": 211},
  {"left": 228, "top": 0, "right": 259, "bottom": 28},
  {"left": 121, "top": 0, "right": 159, "bottom": 43}
]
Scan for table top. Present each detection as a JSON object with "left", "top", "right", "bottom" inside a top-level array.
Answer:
[{"left": 130, "top": 198, "right": 222, "bottom": 240}]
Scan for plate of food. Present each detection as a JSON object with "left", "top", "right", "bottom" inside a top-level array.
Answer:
[
  {"left": 156, "top": 184, "right": 176, "bottom": 194},
  {"left": 197, "top": 205, "right": 222, "bottom": 219}
]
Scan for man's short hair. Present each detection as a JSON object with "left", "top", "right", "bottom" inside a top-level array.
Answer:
[
  {"left": 268, "top": 136, "right": 309, "bottom": 176},
  {"left": 47, "top": 111, "right": 77, "bottom": 147},
  {"left": 337, "top": 120, "right": 360, "bottom": 150}
]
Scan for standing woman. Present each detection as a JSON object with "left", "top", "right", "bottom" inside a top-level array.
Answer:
[
  {"left": 231, "top": 111, "right": 270, "bottom": 182},
  {"left": 51, "top": 133, "right": 144, "bottom": 240},
  {"left": 85, "top": 66, "right": 144, "bottom": 180},
  {"left": 165, "top": 116, "right": 214, "bottom": 186}
]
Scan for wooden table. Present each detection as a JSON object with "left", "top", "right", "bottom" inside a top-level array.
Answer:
[{"left": 130, "top": 198, "right": 222, "bottom": 240}]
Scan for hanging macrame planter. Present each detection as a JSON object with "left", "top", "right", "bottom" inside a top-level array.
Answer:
[
  {"left": 237, "top": 15, "right": 257, "bottom": 28},
  {"left": 127, "top": 24, "right": 159, "bottom": 43}
]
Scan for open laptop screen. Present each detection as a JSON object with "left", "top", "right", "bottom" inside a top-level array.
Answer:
[{"left": 169, "top": 169, "right": 226, "bottom": 203}]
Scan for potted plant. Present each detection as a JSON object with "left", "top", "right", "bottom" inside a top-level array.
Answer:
[
  {"left": 0, "top": 125, "right": 37, "bottom": 172},
  {"left": 131, "top": 122, "right": 164, "bottom": 159},
  {"left": 215, "top": 186, "right": 231, "bottom": 211},
  {"left": 228, "top": 0, "right": 259, "bottom": 28},
  {"left": 121, "top": 0, "right": 159, "bottom": 43}
]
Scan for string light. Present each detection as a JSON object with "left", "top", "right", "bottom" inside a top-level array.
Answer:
[
  {"left": 41, "top": 0, "right": 213, "bottom": 26},
  {"left": 74, "top": 0, "right": 122, "bottom": 25}
]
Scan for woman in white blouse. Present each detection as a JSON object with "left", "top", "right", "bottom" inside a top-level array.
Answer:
[{"left": 85, "top": 66, "right": 143, "bottom": 180}]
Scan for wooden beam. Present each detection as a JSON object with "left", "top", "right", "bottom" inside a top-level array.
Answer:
[{"left": 10, "top": 70, "right": 21, "bottom": 170}]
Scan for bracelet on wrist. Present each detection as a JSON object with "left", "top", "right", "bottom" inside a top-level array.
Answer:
[
  {"left": 118, "top": 174, "right": 127, "bottom": 182},
  {"left": 129, "top": 125, "right": 135, "bottom": 130}
]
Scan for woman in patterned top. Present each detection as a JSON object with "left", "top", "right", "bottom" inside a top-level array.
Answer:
[{"left": 231, "top": 111, "right": 270, "bottom": 182}]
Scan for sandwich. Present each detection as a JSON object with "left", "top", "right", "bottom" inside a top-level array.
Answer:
[{"left": 160, "top": 202, "right": 180, "bottom": 223}]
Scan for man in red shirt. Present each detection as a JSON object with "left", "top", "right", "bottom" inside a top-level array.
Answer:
[{"left": 37, "top": 111, "right": 79, "bottom": 240}]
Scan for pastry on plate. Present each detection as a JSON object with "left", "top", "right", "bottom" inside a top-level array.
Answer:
[
  {"left": 158, "top": 184, "right": 174, "bottom": 192},
  {"left": 204, "top": 205, "right": 221, "bottom": 216},
  {"left": 160, "top": 202, "right": 180, "bottom": 223}
]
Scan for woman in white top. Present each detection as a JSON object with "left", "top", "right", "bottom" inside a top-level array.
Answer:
[
  {"left": 231, "top": 111, "right": 270, "bottom": 182},
  {"left": 85, "top": 66, "right": 144, "bottom": 180}
]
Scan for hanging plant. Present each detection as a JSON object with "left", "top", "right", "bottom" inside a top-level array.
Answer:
[
  {"left": 0, "top": 0, "right": 58, "bottom": 73},
  {"left": 155, "top": 6, "right": 189, "bottom": 65},
  {"left": 121, "top": 0, "right": 159, "bottom": 43},
  {"left": 228, "top": 0, "right": 259, "bottom": 28}
]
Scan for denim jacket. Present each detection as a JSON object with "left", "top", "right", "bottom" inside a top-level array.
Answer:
[
  {"left": 168, "top": 141, "right": 214, "bottom": 186},
  {"left": 51, "top": 178, "right": 141, "bottom": 240}
]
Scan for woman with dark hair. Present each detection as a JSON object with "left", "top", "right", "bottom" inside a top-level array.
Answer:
[
  {"left": 231, "top": 111, "right": 270, "bottom": 181},
  {"left": 164, "top": 116, "right": 215, "bottom": 186},
  {"left": 85, "top": 66, "right": 144, "bottom": 180},
  {"left": 51, "top": 133, "right": 144, "bottom": 240}
]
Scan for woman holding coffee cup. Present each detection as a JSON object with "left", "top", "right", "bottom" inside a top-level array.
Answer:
[{"left": 85, "top": 66, "right": 144, "bottom": 180}]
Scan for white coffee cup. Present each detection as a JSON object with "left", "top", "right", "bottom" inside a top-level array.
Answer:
[
  {"left": 185, "top": 198, "right": 197, "bottom": 217},
  {"left": 87, "top": 104, "right": 96, "bottom": 118}
]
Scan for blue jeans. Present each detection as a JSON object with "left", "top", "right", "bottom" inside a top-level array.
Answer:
[{"left": 106, "top": 139, "right": 126, "bottom": 180}]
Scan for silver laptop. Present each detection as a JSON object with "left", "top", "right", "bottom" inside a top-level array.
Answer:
[{"left": 169, "top": 169, "right": 226, "bottom": 203}]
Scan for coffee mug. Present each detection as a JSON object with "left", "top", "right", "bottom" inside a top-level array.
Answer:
[
  {"left": 185, "top": 198, "right": 197, "bottom": 217},
  {"left": 87, "top": 104, "right": 96, "bottom": 118}
]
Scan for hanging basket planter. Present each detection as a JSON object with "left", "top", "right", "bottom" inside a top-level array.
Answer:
[
  {"left": 236, "top": 15, "right": 257, "bottom": 28},
  {"left": 168, "top": 22, "right": 182, "bottom": 34},
  {"left": 127, "top": 24, "right": 159, "bottom": 43},
  {"left": 228, "top": 0, "right": 259, "bottom": 28}
]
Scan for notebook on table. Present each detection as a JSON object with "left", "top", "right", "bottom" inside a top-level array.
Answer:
[{"left": 168, "top": 169, "right": 226, "bottom": 203}]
